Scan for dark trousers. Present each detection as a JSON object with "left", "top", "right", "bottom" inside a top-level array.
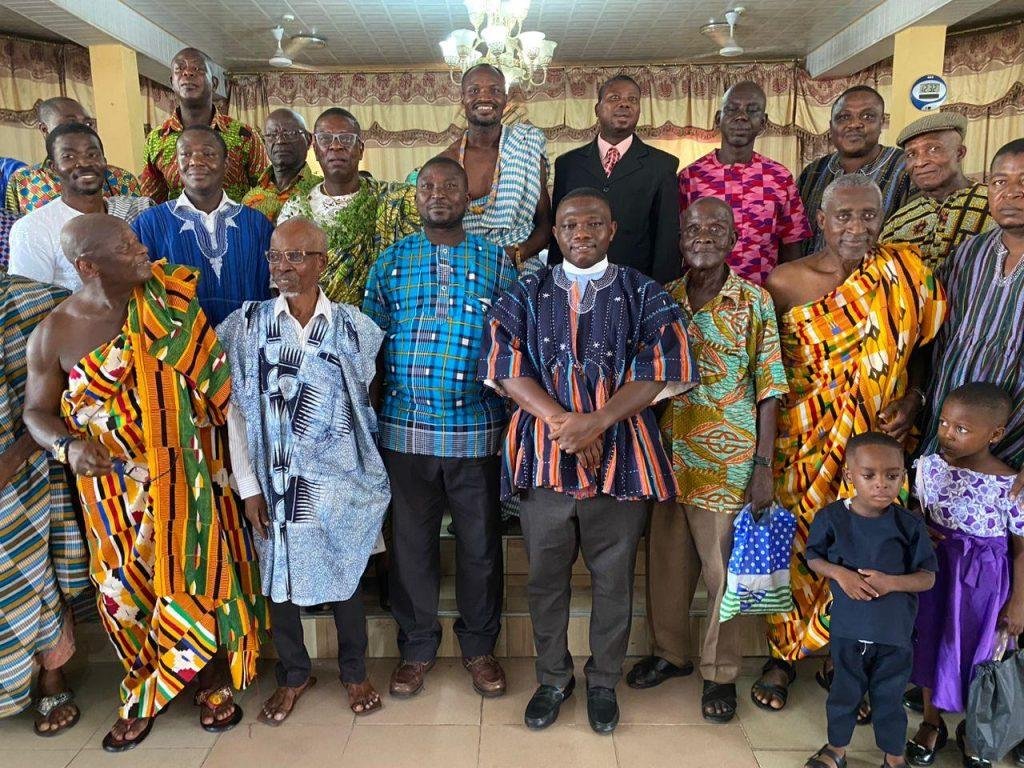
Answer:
[
  {"left": 383, "top": 450, "right": 503, "bottom": 661},
  {"left": 827, "top": 637, "right": 912, "bottom": 754},
  {"left": 269, "top": 587, "right": 368, "bottom": 686},
  {"left": 519, "top": 487, "right": 647, "bottom": 690}
]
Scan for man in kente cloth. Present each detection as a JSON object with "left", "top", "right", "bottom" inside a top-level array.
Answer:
[{"left": 23, "top": 214, "right": 267, "bottom": 752}]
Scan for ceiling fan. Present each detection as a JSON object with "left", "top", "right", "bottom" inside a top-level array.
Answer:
[
  {"left": 699, "top": 6, "right": 775, "bottom": 59},
  {"left": 233, "top": 15, "right": 325, "bottom": 72}
]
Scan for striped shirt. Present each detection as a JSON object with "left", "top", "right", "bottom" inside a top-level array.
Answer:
[
  {"left": 798, "top": 146, "right": 913, "bottom": 255},
  {"left": 363, "top": 231, "right": 517, "bottom": 458},
  {"left": 879, "top": 183, "right": 995, "bottom": 271},
  {"left": 923, "top": 229, "right": 1024, "bottom": 467}
]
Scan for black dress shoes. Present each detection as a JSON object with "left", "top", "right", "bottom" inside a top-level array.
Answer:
[
  {"left": 524, "top": 677, "right": 575, "bottom": 730},
  {"left": 626, "top": 656, "right": 694, "bottom": 689},
  {"left": 587, "top": 686, "right": 619, "bottom": 734}
]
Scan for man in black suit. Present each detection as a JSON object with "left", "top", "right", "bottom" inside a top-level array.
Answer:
[{"left": 549, "top": 75, "right": 680, "bottom": 285}]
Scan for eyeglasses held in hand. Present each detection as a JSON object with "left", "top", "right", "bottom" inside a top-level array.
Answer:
[
  {"left": 265, "top": 250, "right": 327, "bottom": 264},
  {"left": 312, "top": 131, "right": 359, "bottom": 150}
]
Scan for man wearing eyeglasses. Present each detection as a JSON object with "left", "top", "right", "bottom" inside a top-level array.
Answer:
[
  {"left": 677, "top": 81, "right": 810, "bottom": 285},
  {"left": 279, "top": 108, "right": 419, "bottom": 306},
  {"left": 140, "top": 48, "right": 267, "bottom": 204},
  {"left": 131, "top": 125, "right": 273, "bottom": 326},
  {"left": 219, "top": 217, "right": 389, "bottom": 722},
  {"left": 5, "top": 97, "right": 140, "bottom": 215},
  {"left": 241, "top": 109, "right": 321, "bottom": 223}
]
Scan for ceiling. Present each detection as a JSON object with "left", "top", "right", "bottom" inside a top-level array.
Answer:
[{"left": 1, "top": 0, "right": 1022, "bottom": 71}]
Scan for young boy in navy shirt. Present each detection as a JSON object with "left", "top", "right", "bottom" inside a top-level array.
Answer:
[{"left": 803, "top": 432, "right": 938, "bottom": 768}]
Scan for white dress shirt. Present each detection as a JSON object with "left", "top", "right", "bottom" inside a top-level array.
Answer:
[{"left": 174, "top": 191, "right": 236, "bottom": 247}]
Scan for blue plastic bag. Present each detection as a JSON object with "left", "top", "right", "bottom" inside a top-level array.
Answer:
[{"left": 719, "top": 502, "right": 797, "bottom": 622}]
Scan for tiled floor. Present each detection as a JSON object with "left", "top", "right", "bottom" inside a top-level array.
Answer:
[{"left": 2, "top": 656, "right": 1017, "bottom": 768}]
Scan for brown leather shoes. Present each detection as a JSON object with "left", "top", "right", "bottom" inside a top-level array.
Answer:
[
  {"left": 463, "top": 655, "right": 506, "bottom": 697},
  {"left": 389, "top": 659, "right": 435, "bottom": 698}
]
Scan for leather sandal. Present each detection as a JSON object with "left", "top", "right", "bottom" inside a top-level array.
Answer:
[
  {"left": 194, "top": 684, "right": 243, "bottom": 733},
  {"left": 751, "top": 657, "right": 795, "bottom": 711},
  {"left": 805, "top": 744, "right": 847, "bottom": 768},
  {"left": 33, "top": 691, "right": 80, "bottom": 737},
  {"left": 626, "top": 656, "right": 694, "bottom": 689},
  {"left": 701, "top": 681, "right": 736, "bottom": 724},
  {"left": 101, "top": 717, "right": 155, "bottom": 753}
]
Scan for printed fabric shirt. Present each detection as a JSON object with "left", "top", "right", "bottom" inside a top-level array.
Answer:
[
  {"left": 915, "top": 453, "right": 1024, "bottom": 538},
  {"left": 678, "top": 151, "right": 811, "bottom": 284},
  {"left": 662, "top": 269, "right": 788, "bottom": 512},
  {"left": 4, "top": 161, "right": 140, "bottom": 214},
  {"left": 879, "top": 183, "right": 995, "bottom": 272},
  {"left": 240, "top": 163, "right": 321, "bottom": 223},
  {"left": 362, "top": 231, "right": 517, "bottom": 458},
  {"left": 0, "top": 209, "right": 17, "bottom": 272},
  {"left": 140, "top": 109, "right": 268, "bottom": 203}
]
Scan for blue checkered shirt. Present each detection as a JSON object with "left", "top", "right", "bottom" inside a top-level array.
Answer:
[{"left": 363, "top": 231, "right": 517, "bottom": 458}]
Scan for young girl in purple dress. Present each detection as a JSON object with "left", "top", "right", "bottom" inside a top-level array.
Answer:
[{"left": 906, "top": 383, "right": 1024, "bottom": 768}]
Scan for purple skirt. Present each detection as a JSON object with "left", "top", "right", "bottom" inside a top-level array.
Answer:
[{"left": 911, "top": 521, "right": 1010, "bottom": 712}]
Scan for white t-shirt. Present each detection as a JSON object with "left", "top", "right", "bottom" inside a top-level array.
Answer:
[{"left": 8, "top": 195, "right": 151, "bottom": 291}]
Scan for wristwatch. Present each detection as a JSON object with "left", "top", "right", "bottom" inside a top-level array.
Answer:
[
  {"left": 51, "top": 436, "right": 76, "bottom": 464},
  {"left": 753, "top": 454, "right": 772, "bottom": 468}
]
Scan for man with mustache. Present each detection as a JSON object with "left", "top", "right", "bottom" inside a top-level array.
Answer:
[
  {"left": 439, "top": 64, "right": 551, "bottom": 274},
  {"left": 749, "top": 174, "right": 945, "bottom": 713},
  {"left": 219, "top": 218, "right": 388, "bottom": 722},
  {"left": 478, "top": 188, "right": 696, "bottom": 733},
  {"left": 548, "top": 75, "right": 681, "bottom": 284},
  {"left": 280, "top": 108, "right": 419, "bottom": 306},
  {"left": 140, "top": 48, "right": 267, "bottom": 204},
  {"left": 130, "top": 125, "right": 273, "bottom": 327},
  {"left": 8, "top": 123, "right": 151, "bottom": 291},
  {"left": 363, "top": 156, "right": 516, "bottom": 701},
  {"left": 880, "top": 112, "right": 995, "bottom": 271},
  {"left": 798, "top": 86, "right": 913, "bottom": 255},
  {"left": 5, "top": 97, "right": 140, "bottom": 215},
  {"left": 241, "top": 109, "right": 321, "bottom": 223},
  {"left": 678, "top": 81, "right": 810, "bottom": 285}
]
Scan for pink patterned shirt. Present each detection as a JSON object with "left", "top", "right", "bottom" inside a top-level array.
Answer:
[{"left": 678, "top": 150, "right": 810, "bottom": 285}]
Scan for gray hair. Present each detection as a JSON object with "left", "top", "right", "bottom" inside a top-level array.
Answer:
[{"left": 821, "top": 173, "right": 883, "bottom": 211}]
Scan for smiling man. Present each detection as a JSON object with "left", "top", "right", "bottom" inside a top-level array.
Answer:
[
  {"left": 9, "top": 123, "right": 151, "bottom": 291},
  {"left": 131, "top": 125, "right": 273, "bottom": 326},
  {"left": 280, "top": 108, "right": 419, "bottom": 305},
  {"left": 549, "top": 75, "right": 681, "bottom": 284},
  {"left": 140, "top": 48, "right": 267, "bottom": 204},
  {"left": 880, "top": 112, "right": 995, "bottom": 271},
  {"left": 678, "top": 81, "right": 810, "bottom": 284},
  {"left": 798, "top": 86, "right": 913, "bottom": 255},
  {"left": 479, "top": 188, "right": 695, "bottom": 734}
]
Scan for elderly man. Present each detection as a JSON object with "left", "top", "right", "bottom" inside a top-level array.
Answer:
[
  {"left": 141, "top": 48, "right": 267, "bottom": 204},
  {"left": 363, "top": 156, "right": 516, "bottom": 700},
  {"left": 9, "top": 123, "right": 151, "bottom": 291},
  {"left": 280, "top": 108, "right": 419, "bottom": 305},
  {"left": 678, "top": 81, "right": 810, "bottom": 284},
  {"left": 746, "top": 175, "right": 945, "bottom": 712},
  {"left": 23, "top": 214, "right": 266, "bottom": 751},
  {"left": 5, "top": 97, "right": 140, "bottom": 214},
  {"left": 549, "top": 75, "right": 680, "bottom": 284},
  {"left": 479, "top": 188, "right": 696, "bottom": 733},
  {"left": 629, "top": 197, "right": 788, "bottom": 723},
  {"left": 439, "top": 64, "right": 551, "bottom": 272},
  {"left": 131, "top": 125, "right": 273, "bottom": 327},
  {"left": 799, "top": 86, "right": 913, "bottom": 255},
  {"left": 219, "top": 218, "right": 387, "bottom": 721},
  {"left": 0, "top": 274, "right": 89, "bottom": 735},
  {"left": 880, "top": 112, "right": 995, "bottom": 271},
  {"left": 241, "top": 109, "right": 321, "bottom": 223}
]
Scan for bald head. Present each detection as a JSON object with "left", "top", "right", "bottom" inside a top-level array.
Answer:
[
  {"left": 271, "top": 217, "right": 328, "bottom": 253},
  {"left": 267, "top": 108, "right": 308, "bottom": 132},
  {"left": 38, "top": 97, "right": 92, "bottom": 134},
  {"left": 722, "top": 81, "right": 766, "bottom": 109},
  {"left": 61, "top": 214, "right": 125, "bottom": 265},
  {"left": 60, "top": 214, "right": 153, "bottom": 289},
  {"left": 687, "top": 196, "right": 735, "bottom": 226}
]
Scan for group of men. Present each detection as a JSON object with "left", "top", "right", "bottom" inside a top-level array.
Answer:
[{"left": 1, "top": 43, "right": 1023, "bottom": 753}]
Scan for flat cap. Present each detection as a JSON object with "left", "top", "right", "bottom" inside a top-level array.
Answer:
[{"left": 896, "top": 111, "right": 968, "bottom": 148}]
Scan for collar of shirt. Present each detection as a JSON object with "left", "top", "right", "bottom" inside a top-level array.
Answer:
[
  {"left": 162, "top": 107, "right": 233, "bottom": 136},
  {"left": 677, "top": 267, "right": 743, "bottom": 313},
  {"left": 175, "top": 190, "right": 236, "bottom": 237},
  {"left": 708, "top": 148, "right": 762, "bottom": 168},
  {"left": 597, "top": 134, "right": 633, "bottom": 164},
  {"left": 263, "top": 163, "right": 313, "bottom": 193},
  {"left": 562, "top": 256, "right": 609, "bottom": 284},
  {"left": 273, "top": 288, "right": 334, "bottom": 343}
]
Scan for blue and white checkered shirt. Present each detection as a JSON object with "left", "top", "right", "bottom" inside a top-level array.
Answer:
[{"left": 363, "top": 230, "right": 517, "bottom": 458}]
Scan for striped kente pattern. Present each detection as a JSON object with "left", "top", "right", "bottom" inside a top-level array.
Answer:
[{"left": 767, "top": 245, "right": 947, "bottom": 660}]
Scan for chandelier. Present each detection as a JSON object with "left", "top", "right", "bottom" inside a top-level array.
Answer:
[{"left": 439, "top": 0, "right": 557, "bottom": 91}]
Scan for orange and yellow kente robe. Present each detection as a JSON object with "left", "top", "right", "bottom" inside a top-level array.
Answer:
[
  {"left": 61, "top": 263, "right": 267, "bottom": 718},
  {"left": 767, "top": 244, "right": 946, "bottom": 660}
]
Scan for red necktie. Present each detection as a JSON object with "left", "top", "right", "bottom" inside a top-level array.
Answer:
[{"left": 603, "top": 146, "right": 620, "bottom": 177}]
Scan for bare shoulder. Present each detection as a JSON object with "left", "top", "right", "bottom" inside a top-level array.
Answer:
[{"left": 438, "top": 141, "right": 459, "bottom": 160}]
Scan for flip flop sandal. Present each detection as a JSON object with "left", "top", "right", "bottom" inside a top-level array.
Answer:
[
  {"left": 257, "top": 677, "right": 317, "bottom": 727},
  {"left": 805, "top": 744, "right": 848, "bottom": 768},
  {"left": 33, "top": 691, "right": 80, "bottom": 737},
  {"left": 751, "top": 658, "right": 796, "bottom": 712},
  {"left": 344, "top": 681, "right": 383, "bottom": 717},
  {"left": 194, "top": 684, "right": 244, "bottom": 733},
  {"left": 102, "top": 717, "right": 155, "bottom": 752},
  {"left": 701, "top": 681, "right": 737, "bottom": 724}
]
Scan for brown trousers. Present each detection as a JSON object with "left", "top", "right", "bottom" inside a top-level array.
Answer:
[{"left": 645, "top": 501, "right": 742, "bottom": 684}]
